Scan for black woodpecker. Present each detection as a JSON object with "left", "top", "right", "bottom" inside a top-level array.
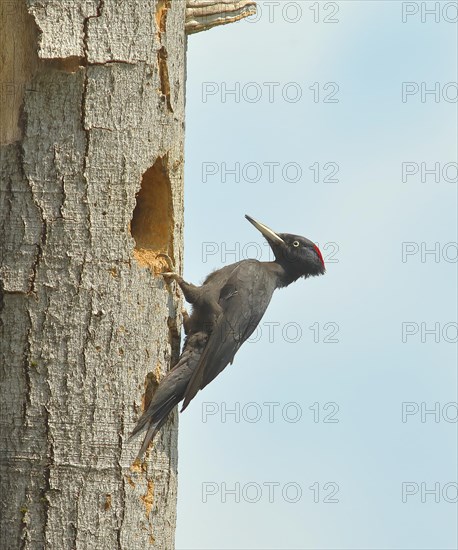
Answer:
[{"left": 129, "top": 215, "right": 326, "bottom": 457}]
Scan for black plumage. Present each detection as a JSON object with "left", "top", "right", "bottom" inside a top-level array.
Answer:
[{"left": 129, "top": 215, "right": 325, "bottom": 457}]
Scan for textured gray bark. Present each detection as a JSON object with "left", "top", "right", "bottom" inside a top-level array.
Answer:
[{"left": 0, "top": 1, "right": 185, "bottom": 548}]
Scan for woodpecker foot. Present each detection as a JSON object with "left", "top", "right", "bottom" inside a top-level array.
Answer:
[
  {"left": 182, "top": 309, "right": 191, "bottom": 335},
  {"left": 157, "top": 253, "right": 176, "bottom": 272},
  {"left": 182, "top": 309, "right": 190, "bottom": 322},
  {"left": 162, "top": 272, "right": 181, "bottom": 282}
]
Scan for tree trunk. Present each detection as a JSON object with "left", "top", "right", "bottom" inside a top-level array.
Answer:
[
  {"left": 0, "top": 1, "right": 185, "bottom": 548},
  {"left": 0, "top": 1, "right": 255, "bottom": 548}
]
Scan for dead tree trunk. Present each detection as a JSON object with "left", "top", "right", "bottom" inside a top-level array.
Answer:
[{"left": 0, "top": 1, "right": 255, "bottom": 549}]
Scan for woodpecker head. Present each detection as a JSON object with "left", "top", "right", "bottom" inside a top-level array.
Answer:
[{"left": 245, "top": 215, "right": 325, "bottom": 282}]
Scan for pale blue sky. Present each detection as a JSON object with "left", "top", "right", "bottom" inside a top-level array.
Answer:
[{"left": 175, "top": 2, "right": 457, "bottom": 549}]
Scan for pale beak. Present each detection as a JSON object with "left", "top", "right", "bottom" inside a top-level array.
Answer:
[{"left": 245, "top": 215, "right": 285, "bottom": 245}]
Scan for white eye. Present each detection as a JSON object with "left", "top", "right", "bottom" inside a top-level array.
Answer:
[{"left": 293, "top": 241, "right": 300, "bottom": 247}]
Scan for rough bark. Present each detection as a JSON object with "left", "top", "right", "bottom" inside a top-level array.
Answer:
[{"left": 0, "top": 1, "right": 185, "bottom": 548}]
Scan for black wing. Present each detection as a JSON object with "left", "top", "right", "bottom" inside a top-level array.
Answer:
[{"left": 181, "top": 261, "right": 276, "bottom": 411}]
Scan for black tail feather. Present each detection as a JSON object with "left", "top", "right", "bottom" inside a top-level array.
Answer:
[
  {"left": 129, "top": 332, "right": 208, "bottom": 458},
  {"left": 129, "top": 394, "right": 179, "bottom": 458}
]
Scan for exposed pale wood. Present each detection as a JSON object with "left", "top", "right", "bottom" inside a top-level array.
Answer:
[
  {"left": 0, "top": 2, "right": 39, "bottom": 144},
  {"left": 186, "top": 0, "right": 256, "bottom": 34}
]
